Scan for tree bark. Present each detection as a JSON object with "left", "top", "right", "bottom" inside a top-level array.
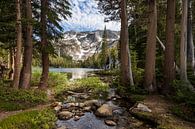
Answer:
[
  {"left": 120, "top": 0, "right": 134, "bottom": 86},
  {"left": 19, "top": 0, "right": 33, "bottom": 89},
  {"left": 8, "top": 48, "right": 14, "bottom": 79},
  {"left": 163, "top": 0, "right": 176, "bottom": 94},
  {"left": 180, "top": 0, "right": 188, "bottom": 81},
  {"left": 39, "top": 0, "right": 49, "bottom": 89},
  {"left": 144, "top": 0, "right": 157, "bottom": 93},
  {"left": 13, "top": 0, "right": 22, "bottom": 89},
  {"left": 187, "top": 0, "right": 195, "bottom": 73}
]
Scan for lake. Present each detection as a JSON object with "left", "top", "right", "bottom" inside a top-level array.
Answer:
[{"left": 33, "top": 67, "right": 101, "bottom": 80}]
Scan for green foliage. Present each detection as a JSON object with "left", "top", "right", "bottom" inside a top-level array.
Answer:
[
  {"left": 55, "top": 77, "right": 109, "bottom": 100},
  {"left": 0, "top": 80, "right": 47, "bottom": 111},
  {"left": 99, "top": 27, "right": 109, "bottom": 69},
  {"left": 49, "top": 56, "right": 81, "bottom": 68},
  {"left": 171, "top": 105, "right": 195, "bottom": 122},
  {"left": 94, "top": 69, "right": 119, "bottom": 76},
  {"left": 72, "top": 77, "right": 109, "bottom": 93},
  {"left": 0, "top": 109, "right": 56, "bottom": 129},
  {"left": 171, "top": 80, "right": 195, "bottom": 122},
  {"left": 31, "top": 70, "right": 68, "bottom": 94},
  {"left": 172, "top": 80, "right": 195, "bottom": 106}
]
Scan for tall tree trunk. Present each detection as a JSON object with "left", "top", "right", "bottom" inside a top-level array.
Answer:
[
  {"left": 163, "top": 0, "right": 176, "bottom": 94},
  {"left": 144, "top": 0, "right": 157, "bottom": 93},
  {"left": 180, "top": 0, "right": 188, "bottom": 81},
  {"left": 19, "top": 0, "right": 33, "bottom": 89},
  {"left": 187, "top": 0, "right": 195, "bottom": 73},
  {"left": 13, "top": 0, "right": 22, "bottom": 89},
  {"left": 8, "top": 48, "right": 14, "bottom": 79},
  {"left": 39, "top": 0, "right": 49, "bottom": 89},
  {"left": 120, "top": 0, "right": 134, "bottom": 86}
]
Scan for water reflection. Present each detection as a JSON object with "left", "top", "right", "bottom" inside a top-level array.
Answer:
[{"left": 49, "top": 68, "right": 100, "bottom": 80}]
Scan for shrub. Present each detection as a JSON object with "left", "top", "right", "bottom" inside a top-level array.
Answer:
[
  {"left": 171, "top": 80, "right": 195, "bottom": 122},
  {"left": 172, "top": 80, "right": 195, "bottom": 107}
]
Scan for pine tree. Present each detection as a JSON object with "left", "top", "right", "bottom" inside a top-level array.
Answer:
[
  {"left": 180, "top": 0, "right": 188, "bottom": 81},
  {"left": 144, "top": 0, "right": 157, "bottom": 93},
  {"left": 163, "top": 0, "right": 176, "bottom": 94},
  {"left": 19, "top": 0, "right": 33, "bottom": 89},
  {"left": 12, "top": 0, "right": 22, "bottom": 89},
  {"left": 99, "top": 26, "right": 108, "bottom": 69}
]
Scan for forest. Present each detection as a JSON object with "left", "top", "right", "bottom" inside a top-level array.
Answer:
[{"left": 0, "top": 0, "right": 195, "bottom": 129}]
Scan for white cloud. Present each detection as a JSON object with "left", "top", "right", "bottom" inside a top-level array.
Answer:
[{"left": 62, "top": 0, "right": 120, "bottom": 32}]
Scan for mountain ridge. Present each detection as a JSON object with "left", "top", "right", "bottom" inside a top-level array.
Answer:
[{"left": 53, "top": 30, "right": 120, "bottom": 60}]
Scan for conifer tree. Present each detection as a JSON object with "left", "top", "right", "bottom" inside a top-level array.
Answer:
[{"left": 99, "top": 26, "right": 108, "bottom": 69}]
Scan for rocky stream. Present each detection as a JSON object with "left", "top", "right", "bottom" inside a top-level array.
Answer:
[{"left": 50, "top": 70, "right": 155, "bottom": 129}]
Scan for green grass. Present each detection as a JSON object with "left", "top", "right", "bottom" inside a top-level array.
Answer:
[
  {"left": 0, "top": 71, "right": 68, "bottom": 111},
  {"left": 0, "top": 80, "right": 47, "bottom": 111},
  {"left": 31, "top": 70, "right": 68, "bottom": 94},
  {"left": 56, "top": 77, "right": 109, "bottom": 100},
  {"left": 0, "top": 108, "right": 57, "bottom": 129},
  {"left": 72, "top": 77, "right": 109, "bottom": 92}
]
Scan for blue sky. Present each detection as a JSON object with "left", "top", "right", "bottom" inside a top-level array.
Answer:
[{"left": 62, "top": 0, "right": 120, "bottom": 32}]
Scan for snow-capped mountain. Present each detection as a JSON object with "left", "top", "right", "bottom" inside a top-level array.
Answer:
[
  {"left": 62, "top": 0, "right": 120, "bottom": 32},
  {"left": 53, "top": 30, "right": 120, "bottom": 60}
]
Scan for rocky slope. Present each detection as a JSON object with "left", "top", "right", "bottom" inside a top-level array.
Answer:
[{"left": 53, "top": 30, "right": 119, "bottom": 60}]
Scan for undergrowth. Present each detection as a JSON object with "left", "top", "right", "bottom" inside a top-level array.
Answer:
[
  {"left": 171, "top": 80, "right": 195, "bottom": 122},
  {"left": 0, "top": 80, "right": 47, "bottom": 111},
  {"left": 0, "top": 108, "right": 56, "bottom": 129}
]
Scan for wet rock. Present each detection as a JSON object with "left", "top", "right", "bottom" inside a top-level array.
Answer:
[
  {"left": 74, "top": 116, "right": 80, "bottom": 121},
  {"left": 78, "top": 103, "right": 85, "bottom": 108},
  {"left": 135, "top": 103, "right": 152, "bottom": 112},
  {"left": 80, "top": 94, "right": 89, "bottom": 99},
  {"left": 56, "top": 126, "right": 67, "bottom": 129},
  {"left": 58, "top": 111, "right": 73, "bottom": 120},
  {"left": 54, "top": 106, "right": 62, "bottom": 112},
  {"left": 83, "top": 106, "right": 91, "bottom": 112},
  {"left": 113, "top": 108, "right": 124, "bottom": 115},
  {"left": 83, "top": 99, "right": 101, "bottom": 107},
  {"left": 62, "top": 102, "right": 76, "bottom": 109},
  {"left": 52, "top": 102, "right": 62, "bottom": 112},
  {"left": 66, "top": 96, "right": 76, "bottom": 102},
  {"left": 95, "top": 104, "right": 113, "bottom": 117},
  {"left": 77, "top": 112, "right": 85, "bottom": 117},
  {"left": 104, "top": 120, "right": 117, "bottom": 126}
]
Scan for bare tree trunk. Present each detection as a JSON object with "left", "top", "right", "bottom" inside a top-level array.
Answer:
[
  {"left": 163, "top": 0, "right": 176, "bottom": 94},
  {"left": 20, "top": 0, "right": 33, "bottom": 89},
  {"left": 39, "top": 0, "right": 49, "bottom": 89},
  {"left": 144, "top": 0, "right": 157, "bottom": 93},
  {"left": 8, "top": 48, "right": 14, "bottom": 79},
  {"left": 187, "top": 0, "right": 195, "bottom": 73},
  {"left": 13, "top": 0, "right": 22, "bottom": 89},
  {"left": 180, "top": 0, "right": 188, "bottom": 81},
  {"left": 120, "top": 0, "right": 134, "bottom": 86}
]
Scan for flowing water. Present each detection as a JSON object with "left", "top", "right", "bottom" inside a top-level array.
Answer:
[{"left": 40, "top": 67, "right": 131, "bottom": 129}]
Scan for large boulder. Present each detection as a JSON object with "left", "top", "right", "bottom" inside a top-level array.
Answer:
[
  {"left": 132, "top": 103, "right": 152, "bottom": 112},
  {"left": 95, "top": 104, "right": 113, "bottom": 117}
]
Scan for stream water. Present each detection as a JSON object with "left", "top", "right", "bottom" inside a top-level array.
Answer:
[{"left": 51, "top": 68, "right": 132, "bottom": 129}]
